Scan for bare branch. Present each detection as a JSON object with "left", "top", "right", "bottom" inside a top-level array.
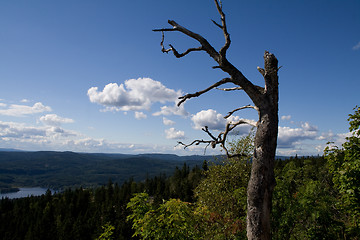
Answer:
[
  {"left": 153, "top": 6, "right": 263, "bottom": 105},
  {"left": 202, "top": 126, "right": 218, "bottom": 142},
  {"left": 169, "top": 44, "right": 204, "bottom": 58},
  {"left": 217, "top": 85, "right": 265, "bottom": 95},
  {"left": 153, "top": 28, "right": 177, "bottom": 32},
  {"left": 228, "top": 118, "right": 258, "bottom": 128},
  {"left": 177, "top": 140, "right": 212, "bottom": 155},
  {"left": 178, "top": 77, "right": 233, "bottom": 106},
  {"left": 211, "top": 19, "right": 223, "bottom": 29},
  {"left": 177, "top": 117, "right": 257, "bottom": 158},
  {"left": 216, "top": 86, "right": 243, "bottom": 91},
  {"left": 214, "top": 0, "right": 231, "bottom": 58},
  {"left": 154, "top": 20, "right": 220, "bottom": 62},
  {"left": 225, "top": 105, "right": 259, "bottom": 119},
  {"left": 169, "top": 20, "right": 220, "bottom": 61},
  {"left": 157, "top": 30, "right": 204, "bottom": 57},
  {"left": 160, "top": 32, "right": 172, "bottom": 53},
  {"left": 212, "top": 65, "right": 222, "bottom": 69},
  {"left": 218, "top": 119, "right": 257, "bottom": 156}
]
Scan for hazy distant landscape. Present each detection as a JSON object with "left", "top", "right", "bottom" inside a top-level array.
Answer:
[{"left": 0, "top": 150, "right": 216, "bottom": 192}]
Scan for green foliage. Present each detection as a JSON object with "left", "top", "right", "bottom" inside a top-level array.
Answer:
[
  {"left": 127, "top": 193, "right": 199, "bottom": 240},
  {"left": 325, "top": 106, "right": 360, "bottom": 238},
  {"left": 97, "top": 222, "right": 115, "bottom": 240},
  {"left": 193, "top": 132, "right": 254, "bottom": 239},
  {"left": 126, "top": 133, "right": 254, "bottom": 240},
  {"left": 272, "top": 156, "right": 344, "bottom": 239}
]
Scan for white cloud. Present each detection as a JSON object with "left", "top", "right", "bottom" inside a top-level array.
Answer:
[
  {"left": 153, "top": 104, "right": 189, "bottom": 117},
  {"left": 352, "top": 41, "right": 360, "bottom": 50},
  {"left": 0, "top": 102, "right": 51, "bottom": 117},
  {"left": 0, "top": 103, "right": 7, "bottom": 107},
  {"left": 134, "top": 111, "right": 147, "bottom": 120},
  {"left": 281, "top": 115, "right": 291, "bottom": 121},
  {"left": 301, "top": 122, "right": 318, "bottom": 131},
  {"left": 0, "top": 121, "right": 46, "bottom": 139},
  {"left": 40, "top": 114, "right": 74, "bottom": 126},
  {"left": 163, "top": 117, "right": 175, "bottom": 126},
  {"left": 317, "top": 130, "right": 334, "bottom": 141},
  {"left": 191, "top": 109, "right": 226, "bottom": 130},
  {"left": 277, "top": 122, "right": 318, "bottom": 148},
  {"left": 88, "top": 78, "right": 182, "bottom": 112},
  {"left": 21, "top": 99, "right": 30, "bottom": 103},
  {"left": 165, "top": 128, "right": 185, "bottom": 139},
  {"left": 191, "top": 109, "right": 253, "bottom": 135}
]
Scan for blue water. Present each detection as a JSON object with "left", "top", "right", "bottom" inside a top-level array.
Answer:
[{"left": 0, "top": 187, "right": 51, "bottom": 199}]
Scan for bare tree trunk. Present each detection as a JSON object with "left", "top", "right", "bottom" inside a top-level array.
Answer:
[
  {"left": 247, "top": 53, "right": 278, "bottom": 240},
  {"left": 247, "top": 110, "right": 278, "bottom": 239},
  {"left": 153, "top": 2, "right": 279, "bottom": 239}
]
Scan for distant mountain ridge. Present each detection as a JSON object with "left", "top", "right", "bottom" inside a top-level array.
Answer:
[{"left": 0, "top": 148, "right": 24, "bottom": 152}]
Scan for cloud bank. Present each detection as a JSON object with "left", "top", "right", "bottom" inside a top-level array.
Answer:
[
  {"left": 0, "top": 102, "right": 52, "bottom": 117},
  {"left": 277, "top": 122, "right": 318, "bottom": 148}
]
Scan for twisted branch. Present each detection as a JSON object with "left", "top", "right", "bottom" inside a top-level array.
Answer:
[
  {"left": 225, "top": 105, "right": 259, "bottom": 119},
  {"left": 177, "top": 118, "right": 257, "bottom": 157},
  {"left": 177, "top": 78, "right": 233, "bottom": 106},
  {"left": 214, "top": 0, "right": 230, "bottom": 58}
]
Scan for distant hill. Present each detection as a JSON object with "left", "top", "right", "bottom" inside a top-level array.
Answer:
[
  {"left": 0, "top": 148, "right": 23, "bottom": 152},
  {"left": 0, "top": 151, "right": 218, "bottom": 191}
]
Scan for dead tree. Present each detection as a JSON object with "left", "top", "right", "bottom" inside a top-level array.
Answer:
[{"left": 153, "top": 1, "right": 279, "bottom": 239}]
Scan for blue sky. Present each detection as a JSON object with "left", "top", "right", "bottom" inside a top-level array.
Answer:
[{"left": 0, "top": 0, "right": 359, "bottom": 156}]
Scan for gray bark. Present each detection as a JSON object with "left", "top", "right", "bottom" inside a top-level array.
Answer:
[{"left": 247, "top": 52, "right": 278, "bottom": 239}]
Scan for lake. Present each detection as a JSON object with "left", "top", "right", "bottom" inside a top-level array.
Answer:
[{"left": 0, "top": 187, "right": 51, "bottom": 199}]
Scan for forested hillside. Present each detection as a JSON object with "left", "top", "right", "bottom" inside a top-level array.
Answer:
[{"left": 0, "top": 151, "right": 212, "bottom": 191}]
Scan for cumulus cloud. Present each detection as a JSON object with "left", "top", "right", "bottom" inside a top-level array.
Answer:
[
  {"left": 277, "top": 122, "right": 318, "bottom": 148},
  {"left": 191, "top": 109, "right": 227, "bottom": 130},
  {"left": 281, "top": 115, "right": 291, "bottom": 121},
  {"left": 163, "top": 117, "right": 175, "bottom": 126},
  {"left": 88, "top": 78, "right": 182, "bottom": 112},
  {"left": 191, "top": 109, "right": 253, "bottom": 136},
  {"left": 352, "top": 41, "right": 360, "bottom": 50},
  {"left": 0, "top": 102, "right": 51, "bottom": 117},
  {"left": 134, "top": 111, "right": 147, "bottom": 120},
  {"left": 40, "top": 114, "right": 74, "bottom": 126},
  {"left": 165, "top": 128, "right": 185, "bottom": 139}
]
